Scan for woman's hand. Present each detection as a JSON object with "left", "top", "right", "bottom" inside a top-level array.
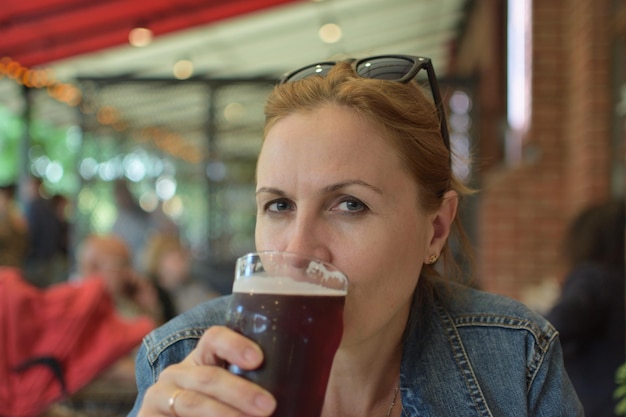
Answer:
[{"left": 137, "top": 326, "right": 277, "bottom": 417}]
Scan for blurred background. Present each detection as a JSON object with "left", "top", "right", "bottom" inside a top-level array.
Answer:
[
  {"left": 0, "top": 0, "right": 626, "bottom": 303},
  {"left": 1, "top": 0, "right": 624, "bottom": 304},
  {"left": 2, "top": 0, "right": 626, "bottom": 415}
]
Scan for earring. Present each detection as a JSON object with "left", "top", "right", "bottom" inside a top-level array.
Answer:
[{"left": 426, "top": 254, "right": 438, "bottom": 264}]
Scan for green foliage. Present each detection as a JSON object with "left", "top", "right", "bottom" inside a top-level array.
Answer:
[
  {"left": 0, "top": 102, "right": 255, "bottom": 262},
  {"left": 0, "top": 106, "right": 24, "bottom": 185},
  {"left": 0, "top": 103, "right": 80, "bottom": 194},
  {"left": 615, "top": 361, "right": 626, "bottom": 416}
]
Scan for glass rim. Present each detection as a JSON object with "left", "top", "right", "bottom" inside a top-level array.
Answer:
[{"left": 235, "top": 250, "right": 349, "bottom": 292}]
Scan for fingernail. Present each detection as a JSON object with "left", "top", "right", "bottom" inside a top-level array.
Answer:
[
  {"left": 255, "top": 393, "right": 276, "bottom": 413},
  {"left": 243, "top": 346, "right": 261, "bottom": 364}
]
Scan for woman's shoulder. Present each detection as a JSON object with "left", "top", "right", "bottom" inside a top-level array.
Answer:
[
  {"left": 438, "top": 282, "right": 556, "bottom": 343},
  {"left": 402, "top": 283, "right": 582, "bottom": 415},
  {"left": 142, "top": 295, "right": 231, "bottom": 363}
]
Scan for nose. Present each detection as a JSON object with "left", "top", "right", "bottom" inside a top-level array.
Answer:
[{"left": 283, "top": 213, "right": 331, "bottom": 263}]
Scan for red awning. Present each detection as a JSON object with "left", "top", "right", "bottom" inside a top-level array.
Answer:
[{"left": 1, "top": 0, "right": 301, "bottom": 67}]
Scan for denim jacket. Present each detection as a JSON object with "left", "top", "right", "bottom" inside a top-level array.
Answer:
[{"left": 128, "top": 284, "right": 583, "bottom": 416}]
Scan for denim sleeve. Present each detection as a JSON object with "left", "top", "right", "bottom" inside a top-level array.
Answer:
[
  {"left": 127, "top": 340, "right": 152, "bottom": 417},
  {"left": 126, "top": 333, "right": 202, "bottom": 417},
  {"left": 527, "top": 334, "right": 584, "bottom": 417},
  {"left": 126, "top": 297, "right": 229, "bottom": 417}
]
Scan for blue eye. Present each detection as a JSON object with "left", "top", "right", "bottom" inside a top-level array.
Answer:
[
  {"left": 337, "top": 198, "right": 367, "bottom": 213},
  {"left": 266, "top": 199, "right": 293, "bottom": 213}
]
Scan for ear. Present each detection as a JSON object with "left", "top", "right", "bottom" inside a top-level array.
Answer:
[{"left": 425, "top": 190, "right": 458, "bottom": 262}]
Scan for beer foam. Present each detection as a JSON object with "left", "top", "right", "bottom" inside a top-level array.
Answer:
[
  {"left": 305, "top": 260, "right": 347, "bottom": 283},
  {"left": 233, "top": 274, "right": 346, "bottom": 295}
]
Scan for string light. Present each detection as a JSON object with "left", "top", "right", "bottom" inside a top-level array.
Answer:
[
  {"left": 173, "top": 59, "right": 194, "bottom": 79},
  {"left": 128, "top": 27, "right": 153, "bottom": 47},
  {"left": 0, "top": 57, "right": 82, "bottom": 106},
  {"left": 1, "top": 56, "right": 203, "bottom": 164},
  {"left": 318, "top": 23, "right": 342, "bottom": 44}
]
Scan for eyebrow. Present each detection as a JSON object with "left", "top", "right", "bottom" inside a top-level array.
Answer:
[
  {"left": 255, "top": 187, "right": 286, "bottom": 197},
  {"left": 256, "top": 179, "right": 383, "bottom": 196}
]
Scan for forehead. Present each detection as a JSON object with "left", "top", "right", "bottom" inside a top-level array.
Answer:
[
  {"left": 261, "top": 106, "right": 396, "bottom": 164},
  {"left": 257, "top": 105, "right": 416, "bottom": 191}
]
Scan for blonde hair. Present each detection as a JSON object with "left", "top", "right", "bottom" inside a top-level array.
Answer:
[{"left": 142, "top": 234, "right": 187, "bottom": 278}]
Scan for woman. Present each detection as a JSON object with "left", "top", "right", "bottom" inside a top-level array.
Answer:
[
  {"left": 141, "top": 233, "right": 219, "bottom": 319},
  {"left": 129, "top": 56, "right": 582, "bottom": 416}
]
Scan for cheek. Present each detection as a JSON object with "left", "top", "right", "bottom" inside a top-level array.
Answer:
[
  {"left": 346, "top": 239, "right": 422, "bottom": 291},
  {"left": 351, "top": 218, "right": 426, "bottom": 273},
  {"left": 254, "top": 220, "right": 280, "bottom": 252},
  {"left": 341, "top": 218, "right": 425, "bottom": 302}
]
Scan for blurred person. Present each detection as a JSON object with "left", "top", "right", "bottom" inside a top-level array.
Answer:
[
  {"left": 110, "top": 180, "right": 153, "bottom": 268},
  {"left": 110, "top": 180, "right": 181, "bottom": 271},
  {"left": 0, "top": 183, "right": 28, "bottom": 268},
  {"left": 51, "top": 194, "right": 70, "bottom": 259},
  {"left": 546, "top": 199, "right": 626, "bottom": 417},
  {"left": 0, "top": 266, "right": 154, "bottom": 417},
  {"left": 75, "top": 234, "right": 165, "bottom": 326},
  {"left": 66, "top": 234, "right": 164, "bottom": 396},
  {"left": 111, "top": 180, "right": 152, "bottom": 267},
  {"left": 51, "top": 194, "right": 72, "bottom": 281},
  {"left": 142, "top": 234, "right": 218, "bottom": 321},
  {"left": 22, "top": 176, "right": 65, "bottom": 287}
]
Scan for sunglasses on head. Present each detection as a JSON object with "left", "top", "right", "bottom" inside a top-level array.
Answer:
[{"left": 280, "top": 54, "right": 450, "bottom": 152}]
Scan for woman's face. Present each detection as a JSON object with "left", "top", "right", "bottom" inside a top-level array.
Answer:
[{"left": 255, "top": 104, "right": 449, "bottom": 345}]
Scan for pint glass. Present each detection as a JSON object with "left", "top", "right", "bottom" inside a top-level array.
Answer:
[{"left": 225, "top": 251, "right": 349, "bottom": 417}]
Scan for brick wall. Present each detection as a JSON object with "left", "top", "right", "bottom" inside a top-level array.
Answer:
[{"left": 453, "top": 0, "right": 619, "bottom": 306}]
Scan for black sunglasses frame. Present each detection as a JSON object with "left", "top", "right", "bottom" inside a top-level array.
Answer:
[{"left": 280, "top": 54, "right": 450, "bottom": 153}]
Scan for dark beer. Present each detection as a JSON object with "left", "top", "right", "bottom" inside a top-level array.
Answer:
[{"left": 226, "top": 286, "right": 345, "bottom": 417}]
